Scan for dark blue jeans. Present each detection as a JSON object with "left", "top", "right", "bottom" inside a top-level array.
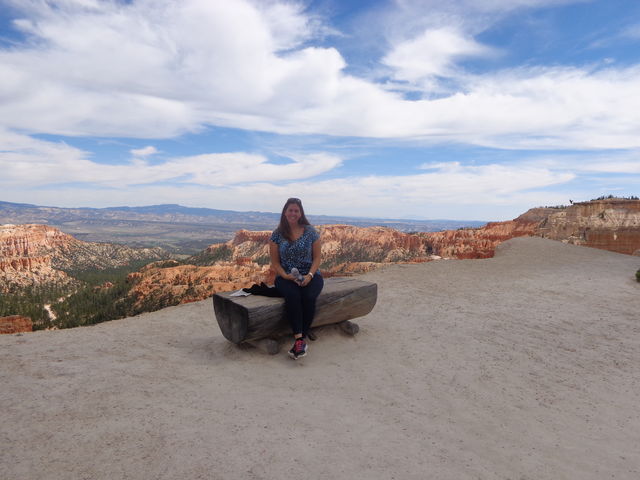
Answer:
[{"left": 274, "top": 274, "right": 324, "bottom": 337}]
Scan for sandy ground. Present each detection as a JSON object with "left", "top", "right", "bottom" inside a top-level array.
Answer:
[{"left": 1, "top": 237, "right": 639, "bottom": 480}]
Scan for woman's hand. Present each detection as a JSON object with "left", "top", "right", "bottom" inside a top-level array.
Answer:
[
  {"left": 282, "top": 272, "right": 298, "bottom": 282},
  {"left": 299, "top": 273, "right": 312, "bottom": 287}
]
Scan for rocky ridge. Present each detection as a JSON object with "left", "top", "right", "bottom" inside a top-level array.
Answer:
[
  {"left": 531, "top": 199, "right": 640, "bottom": 255},
  {"left": 0, "top": 224, "right": 168, "bottom": 292},
  {"left": 1, "top": 224, "right": 77, "bottom": 291},
  {"left": 422, "top": 220, "right": 539, "bottom": 259}
]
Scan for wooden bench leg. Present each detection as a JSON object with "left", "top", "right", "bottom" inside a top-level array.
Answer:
[{"left": 339, "top": 320, "right": 359, "bottom": 336}]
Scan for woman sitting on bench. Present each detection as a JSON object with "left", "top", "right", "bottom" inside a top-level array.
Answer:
[{"left": 269, "top": 197, "right": 323, "bottom": 359}]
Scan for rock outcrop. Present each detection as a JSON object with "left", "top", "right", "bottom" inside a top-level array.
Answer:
[
  {"left": 126, "top": 261, "right": 272, "bottom": 310},
  {"left": 0, "top": 225, "right": 75, "bottom": 291},
  {"left": 0, "top": 224, "right": 168, "bottom": 292},
  {"left": 532, "top": 199, "right": 640, "bottom": 255},
  {"left": 0, "top": 315, "right": 33, "bottom": 334},
  {"left": 424, "top": 198, "right": 640, "bottom": 258},
  {"left": 321, "top": 225, "right": 431, "bottom": 263},
  {"left": 422, "top": 220, "right": 538, "bottom": 259}
]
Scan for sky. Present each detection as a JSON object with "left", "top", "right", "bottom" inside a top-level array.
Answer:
[{"left": 0, "top": 0, "right": 639, "bottom": 221}]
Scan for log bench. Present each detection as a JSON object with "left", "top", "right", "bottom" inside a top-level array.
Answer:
[{"left": 213, "top": 277, "right": 377, "bottom": 354}]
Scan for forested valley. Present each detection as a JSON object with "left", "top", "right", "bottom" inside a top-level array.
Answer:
[{"left": 0, "top": 260, "right": 155, "bottom": 330}]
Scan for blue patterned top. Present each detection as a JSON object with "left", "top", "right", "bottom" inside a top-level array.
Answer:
[{"left": 270, "top": 225, "right": 320, "bottom": 276}]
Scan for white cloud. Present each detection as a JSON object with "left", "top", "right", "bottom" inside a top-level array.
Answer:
[
  {"left": 252, "top": 0, "right": 317, "bottom": 51},
  {"left": 588, "top": 20, "right": 640, "bottom": 49},
  {"left": 439, "top": 65, "right": 640, "bottom": 149},
  {"left": 2, "top": 0, "right": 637, "bottom": 222},
  {"left": 380, "top": 0, "right": 587, "bottom": 35},
  {"left": 131, "top": 146, "right": 158, "bottom": 157},
  {"left": 0, "top": 129, "right": 342, "bottom": 188},
  {"left": 0, "top": 171, "right": 572, "bottom": 221},
  {"left": 0, "top": 130, "right": 577, "bottom": 219},
  {"left": 163, "top": 152, "right": 342, "bottom": 186},
  {"left": 382, "top": 27, "right": 493, "bottom": 88},
  {"left": 519, "top": 151, "right": 640, "bottom": 174},
  {"left": 0, "top": 127, "right": 91, "bottom": 184},
  {"left": 1, "top": 0, "right": 638, "bottom": 151},
  {"left": 2, "top": 131, "right": 635, "bottom": 220},
  {"left": 582, "top": 161, "right": 640, "bottom": 174}
]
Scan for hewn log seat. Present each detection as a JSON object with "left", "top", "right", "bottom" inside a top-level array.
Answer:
[{"left": 213, "top": 277, "right": 377, "bottom": 353}]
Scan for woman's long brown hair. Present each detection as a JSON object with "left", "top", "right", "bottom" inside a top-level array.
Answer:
[{"left": 277, "top": 197, "right": 310, "bottom": 241}]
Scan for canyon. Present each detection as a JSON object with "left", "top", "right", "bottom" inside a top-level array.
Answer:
[
  {"left": 126, "top": 198, "right": 640, "bottom": 311},
  {"left": 1, "top": 198, "right": 639, "bottom": 333},
  {"left": 0, "top": 224, "right": 167, "bottom": 292}
]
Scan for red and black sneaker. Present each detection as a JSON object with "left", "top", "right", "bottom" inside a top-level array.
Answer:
[{"left": 288, "top": 338, "right": 307, "bottom": 359}]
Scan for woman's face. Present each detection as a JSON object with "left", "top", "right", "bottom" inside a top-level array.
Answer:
[{"left": 285, "top": 203, "right": 302, "bottom": 225}]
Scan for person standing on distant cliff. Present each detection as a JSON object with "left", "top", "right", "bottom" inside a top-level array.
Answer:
[{"left": 269, "top": 198, "right": 323, "bottom": 359}]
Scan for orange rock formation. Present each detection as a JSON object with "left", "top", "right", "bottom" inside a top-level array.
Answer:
[
  {"left": 0, "top": 223, "right": 166, "bottom": 292},
  {"left": 422, "top": 220, "right": 538, "bottom": 259},
  {"left": 0, "top": 315, "right": 33, "bottom": 334},
  {"left": 0, "top": 224, "right": 74, "bottom": 290},
  {"left": 126, "top": 262, "right": 272, "bottom": 309},
  {"left": 533, "top": 199, "right": 640, "bottom": 255}
]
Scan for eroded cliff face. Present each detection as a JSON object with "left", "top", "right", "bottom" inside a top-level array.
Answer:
[
  {"left": 422, "top": 220, "right": 539, "bottom": 259},
  {"left": 320, "top": 225, "right": 431, "bottom": 263},
  {"left": 130, "top": 217, "right": 539, "bottom": 308},
  {"left": 127, "top": 220, "right": 530, "bottom": 306},
  {"left": 0, "top": 224, "right": 76, "bottom": 291},
  {"left": 0, "top": 224, "right": 167, "bottom": 292},
  {"left": 0, "top": 223, "right": 76, "bottom": 256},
  {"left": 534, "top": 199, "right": 640, "bottom": 255},
  {"left": 424, "top": 199, "right": 640, "bottom": 258},
  {"left": 126, "top": 260, "right": 272, "bottom": 309}
]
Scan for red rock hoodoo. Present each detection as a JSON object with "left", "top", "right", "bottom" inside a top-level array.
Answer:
[{"left": 0, "top": 224, "right": 166, "bottom": 292}]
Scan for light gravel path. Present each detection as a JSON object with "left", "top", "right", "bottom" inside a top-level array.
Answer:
[{"left": 1, "top": 237, "right": 639, "bottom": 480}]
